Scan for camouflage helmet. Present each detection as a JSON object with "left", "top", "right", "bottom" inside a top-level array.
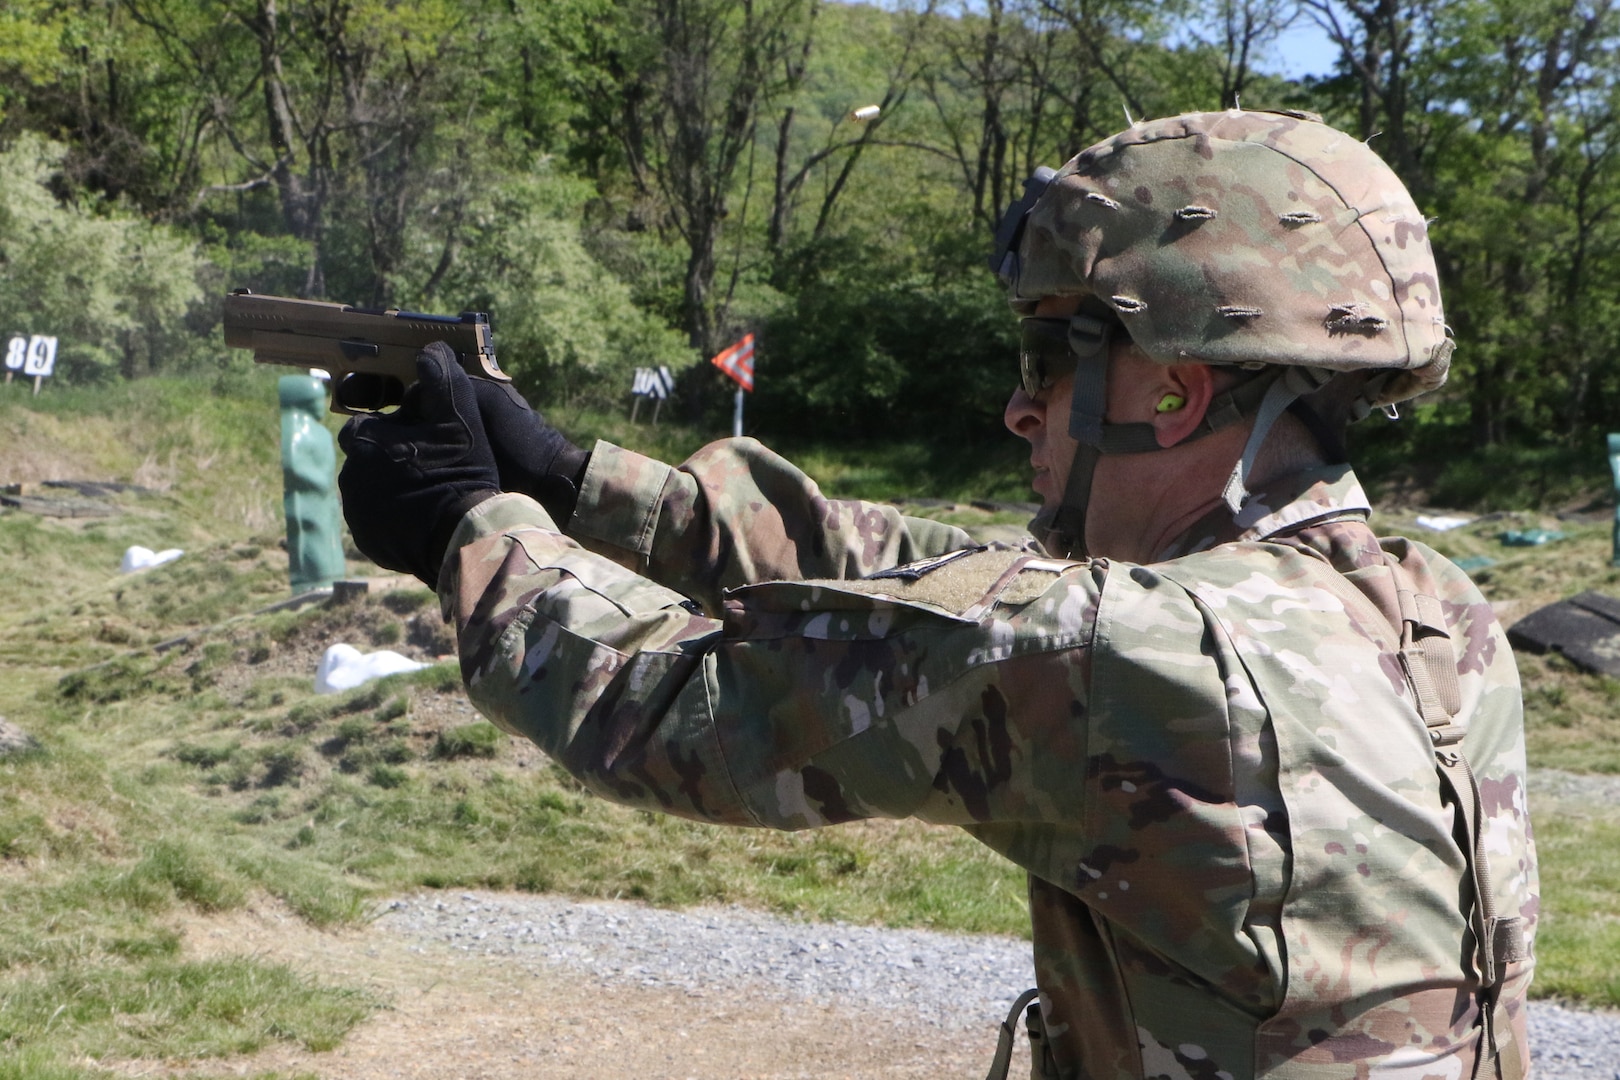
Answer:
[{"left": 1007, "top": 109, "right": 1452, "bottom": 407}]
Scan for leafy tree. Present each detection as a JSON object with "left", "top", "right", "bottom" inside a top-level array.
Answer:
[
  {"left": 9, "top": 0, "right": 1620, "bottom": 480},
  {"left": 1296, "top": 0, "right": 1620, "bottom": 456},
  {"left": 422, "top": 166, "right": 697, "bottom": 410},
  {"left": 574, "top": 0, "right": 820, "bottom": 355},
  {"left": 1299, "top": 0, "right": 1440, "bottom": 187},
  {"left": 764, "top": 1, "right": 926, "bottom": 257},
  {"left": 0, "top": 0, "right": 64, "bottom": 125},
  {"left": 756, "top": 222, "right": 1016, "bottom": 442},
  {"left": 0, "top": 133, "right": 205, "bottom": 381},
  {"left": 497, "top": 0, "right": 620, "bottom": 156},
  {"left": 114, "top": 0, "right": 504, "bottom": 304},
  {"left": 1188, "top": 0, "right": 1297, "bottom": 107}
]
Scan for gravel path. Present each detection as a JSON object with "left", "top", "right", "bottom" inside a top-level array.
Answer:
[
  {"left": 1531, "top": 767, "right": 1620, "bottom": 806},
  {"left": 378, "top": 893, "right": 1029, "bottom": 1035},
  {"left": 378, "top": 891, "right": 1620, "bottom": 1078}
]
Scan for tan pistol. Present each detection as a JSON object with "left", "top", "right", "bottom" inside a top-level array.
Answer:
[{"left": 222, "top": 289, "right": 511, "bottom": 414}]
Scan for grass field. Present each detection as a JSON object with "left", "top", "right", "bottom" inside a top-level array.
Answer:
[{"left": 1, "top": 368, "right": 1617, "bottom": 1076}]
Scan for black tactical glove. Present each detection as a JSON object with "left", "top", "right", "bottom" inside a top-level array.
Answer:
[
  {"left": 471, "top": 378, "right": 590, "bottom": 524},
  {"left": 338, "top": 343, "right": 500, "bottom": 586}
]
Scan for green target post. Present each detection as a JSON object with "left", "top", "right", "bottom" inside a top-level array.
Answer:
[{"left": 280, "top": 375, "right": 347, "bottom": 593}]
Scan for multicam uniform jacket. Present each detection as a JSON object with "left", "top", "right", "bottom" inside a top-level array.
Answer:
[{"left": 439, "top": 437, "right": 1538, "bottom": 1080}]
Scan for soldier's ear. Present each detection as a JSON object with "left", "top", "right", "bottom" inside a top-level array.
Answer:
[{"left": 1152, "top": 364, "right": 1215, "bottom": 448}]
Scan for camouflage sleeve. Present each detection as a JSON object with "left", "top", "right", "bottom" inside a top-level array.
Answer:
[
  {"left": 567, "top": 438, "right": 976, "bottom": 611},
  {"left": 441, "top": 493, "right": 1097, "bottom": 830}
]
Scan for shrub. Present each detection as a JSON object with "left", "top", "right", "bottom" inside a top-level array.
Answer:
[{"left": 0, "top": 134, "right": 207, "bottom": 382}]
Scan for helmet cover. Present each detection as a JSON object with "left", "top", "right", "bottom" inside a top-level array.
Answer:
[{"left": 1011, "top": 109, "right": 1451, "bottom": 406}]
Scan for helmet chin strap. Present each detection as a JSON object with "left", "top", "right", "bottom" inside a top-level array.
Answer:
[
  {"left": 1033, "top": 316, "right": 1282, "bottom": 559},
  {"left": 1032, "top": 315, "right": 1114, "bottom": 558},
  {"left": 1218, "top": 365, "right": 1335, "bottom": 515},
  {"left": 1037, "top": 441, "right": 1098, "bottom": 559}
]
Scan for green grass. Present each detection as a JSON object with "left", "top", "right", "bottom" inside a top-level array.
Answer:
[
  {"left": 0, "top": 957, "right": 373, "bottom": 1057},
  {"left": 432, "top": 720, "right": 500, "bottom": 759},
  {"left": 1523, "top": 802, "right": 1620, "bottom": 1003},
  {"left": 3, "top": 373, "right": 1620, "bottom": 1077}
]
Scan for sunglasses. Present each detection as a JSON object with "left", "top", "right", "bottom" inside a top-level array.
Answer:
[{"left": 1018, "top": 317, "right": 1074, "bottom": 397}]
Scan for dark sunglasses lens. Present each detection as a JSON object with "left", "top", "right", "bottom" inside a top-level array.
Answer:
[
  {"left": 1019, "top": 318, "right": 1070, "bottom": 396},
  {"left": 1019, "top": 350, "right": 1046, "bottom": 398}
]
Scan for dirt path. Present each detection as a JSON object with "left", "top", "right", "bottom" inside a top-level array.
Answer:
[{"left": 106, "top": 899, "right": 1001, "bottom": 1080}]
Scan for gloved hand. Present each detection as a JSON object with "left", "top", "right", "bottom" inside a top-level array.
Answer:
[
  {"left": 338, "top": 343, "right": 500, "bottom": 586},
  {"left": 471, "top": 378, "right": 589, "bottom": 524}
]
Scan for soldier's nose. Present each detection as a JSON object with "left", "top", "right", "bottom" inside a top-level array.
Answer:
[{"left": 1005, "top": 387, "right": 1044, "bottom": 438}]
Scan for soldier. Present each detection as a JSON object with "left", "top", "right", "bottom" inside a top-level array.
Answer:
[{"left": 338, "top": 110, "right": 1537, "bottom": 1079}]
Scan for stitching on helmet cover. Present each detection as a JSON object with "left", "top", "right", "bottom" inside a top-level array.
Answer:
[
  {"left": 1085, "top": 192, "right": 1122, "bottom": 210},
  {"left": 1279, "top": 210, "right": 1322, "bottom": 226},
  {"left": 1174, "top": 205, "right": 1218, "bottom": 221},
  {"left": 1217, "top": 305, "right": 1264, "bottom": 320},
  {"left": 1111, "top": 296, "right": 1147, "bottom": 313}
]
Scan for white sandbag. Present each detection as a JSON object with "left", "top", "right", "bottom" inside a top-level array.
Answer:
[
  {"left": 315, "top": 642, "right": 425, "bottom": 695},
  {"left": 120, "top": 545, "right": 184, "bottom": 573},
  {"left": 1415, "top": 515, "right": 1473, "bottom": 532}
]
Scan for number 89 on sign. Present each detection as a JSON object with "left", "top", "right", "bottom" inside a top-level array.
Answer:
[{"left": 6, "top": 335, "right": 58, "bottom": 377}]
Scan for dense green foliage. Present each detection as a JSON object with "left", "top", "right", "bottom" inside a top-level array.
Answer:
[
  {"left": 3, "top": 0, "right": 1620, "bottom": 468},
  {"left": 0, "top": 134, "right": 204, "bottom": 380}
]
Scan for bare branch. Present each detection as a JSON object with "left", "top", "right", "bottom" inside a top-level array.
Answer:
[{"left": 190, "top": 170, "right": 277, "bottom": 210}]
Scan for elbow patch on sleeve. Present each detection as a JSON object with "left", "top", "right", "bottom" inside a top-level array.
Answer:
[{"left": 477, "top": 607, "right": 750, "bottom": 826}]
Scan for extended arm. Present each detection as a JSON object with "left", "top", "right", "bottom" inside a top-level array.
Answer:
[
  {"left": 338, "top": 355, "right": 1077, "bottom": 833},
  {"left": 468, "top": 378, "right": 975, "bottom": 609},
  {"left": 568, "top": 439, "right": 978, "bottom": 611}
]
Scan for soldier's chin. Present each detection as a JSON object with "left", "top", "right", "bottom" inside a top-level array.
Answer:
[{"left": 1031, "top": 470, "right": 1058, "bottom": 505}]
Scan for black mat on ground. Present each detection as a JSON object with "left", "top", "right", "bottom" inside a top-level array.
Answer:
[{"left": 1507, "top": 591, "right": 1620, "bottom": 677}]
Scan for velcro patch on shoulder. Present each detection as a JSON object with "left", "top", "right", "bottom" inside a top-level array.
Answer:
[
  {"left": 996, "top": 557, "right": 1073, "bottom": 607},
  {"left": 842, "top": 547, "right": 1072, "bottom": 617}
]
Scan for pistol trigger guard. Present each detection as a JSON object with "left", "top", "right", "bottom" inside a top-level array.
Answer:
[{"left": 335, "top": 370, "right": 405, "bottom": 414}]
